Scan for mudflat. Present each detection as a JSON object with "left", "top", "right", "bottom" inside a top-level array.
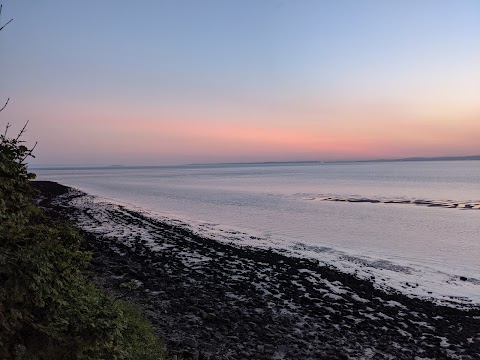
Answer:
[{"left": 33, "top": 181, "right": 480, "bottom": 359}]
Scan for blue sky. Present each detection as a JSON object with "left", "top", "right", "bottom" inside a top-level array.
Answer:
[{"left": 1, "top": 0, "right": 479, "bottom": 164}]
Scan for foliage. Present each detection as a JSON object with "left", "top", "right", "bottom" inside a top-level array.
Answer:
[
  {"left": 0, "top": 129, "right": 168, "bottom": 360},
  {"left": 0, "top": 99, "right": 165, "bottom": 360},
  {"left": 0, "top": 129, "right": 167, "bottom": 360},
  {"left": 114, "top": 301, "right": 167, "bottom": 360},
  {"left": 0, "top": 123, "right": 36, "bottom": 227}
]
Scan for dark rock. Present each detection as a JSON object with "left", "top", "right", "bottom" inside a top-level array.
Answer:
[{"left": 184, "top": 337, "right": 198, "bottom": 348}]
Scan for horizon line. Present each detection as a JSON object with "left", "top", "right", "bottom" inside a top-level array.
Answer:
[{"left": 29, "top": 154, "right": 480, "bottom": 169}]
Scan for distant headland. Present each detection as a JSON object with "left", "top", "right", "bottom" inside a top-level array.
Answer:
[
  {"left": 191, "top": 155, "right": 480, "bottom": 167},
  {"left": 330, "top": 155, "right": 480, "bottom": 163}
]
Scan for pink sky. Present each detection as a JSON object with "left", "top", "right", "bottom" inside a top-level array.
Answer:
[
  {"left": 14, "top": 93, "right": 479, "bottom": 165},
  {"left": 2, "top": 1, "right": 479, "bottom": 165}
]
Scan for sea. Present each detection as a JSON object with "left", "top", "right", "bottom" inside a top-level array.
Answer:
[{"left": 34, "top": 161, "right": 480, "bottom": 307}]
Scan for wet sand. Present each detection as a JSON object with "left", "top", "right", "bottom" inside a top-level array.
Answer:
[{"left": 33, "top": 181, "right": 480, "bottom": 359}]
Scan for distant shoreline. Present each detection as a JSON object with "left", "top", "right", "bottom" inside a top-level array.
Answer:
[{"left": 28, "top": 155, "right": 480, "bottom": 170}]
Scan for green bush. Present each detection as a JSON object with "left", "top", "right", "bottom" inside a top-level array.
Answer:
[
  {"left": 0, "top": 127, "right": 166, "bottom": 359},
  {"left": 115, "top": 301, "right": 166, "bottom": 360}
]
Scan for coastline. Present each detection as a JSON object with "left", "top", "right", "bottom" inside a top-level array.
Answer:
[{"left": 33, "top": 181, "right": 480, "bottom": 359}]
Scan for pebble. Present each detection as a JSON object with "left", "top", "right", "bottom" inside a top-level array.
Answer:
[{"left": 184, "top": 337, "right": 198, "bottom": 348}]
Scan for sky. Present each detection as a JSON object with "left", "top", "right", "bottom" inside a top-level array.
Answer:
[{"left": 0, "top": 0, "right": 479, "bottom": 165}]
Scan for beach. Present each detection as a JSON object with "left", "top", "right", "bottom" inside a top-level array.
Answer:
[{"left": 33, "top": 181, "right": 480, "bottom": 359}]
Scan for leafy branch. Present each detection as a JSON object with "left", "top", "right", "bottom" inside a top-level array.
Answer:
[{"left": 113, "top": 279, "right": 140, "bottom": 304}]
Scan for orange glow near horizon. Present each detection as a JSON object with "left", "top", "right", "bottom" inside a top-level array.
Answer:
[{"left": 19, "top": 91, "right": 480, "bottom": 165}]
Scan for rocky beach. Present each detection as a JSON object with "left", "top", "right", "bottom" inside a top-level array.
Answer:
[{"left": 33, "top": 181, "right": 480, "bottom": 360}]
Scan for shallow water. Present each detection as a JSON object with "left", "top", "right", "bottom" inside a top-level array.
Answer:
[{"left": 35, "top": 161, "right": 480, "bottom": 306}]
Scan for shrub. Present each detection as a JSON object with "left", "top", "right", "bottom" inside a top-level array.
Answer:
[{"left": 0, "top": 130, "right": 168, "bottom": 360}]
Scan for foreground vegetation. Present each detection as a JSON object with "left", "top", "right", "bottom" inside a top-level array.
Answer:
[{"left": 0, "top": 127, "right": 166, "bottom": 359}]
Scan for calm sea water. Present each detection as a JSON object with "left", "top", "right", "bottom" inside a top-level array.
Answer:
[{"left": 35, "top": 161, "right": 480, "bottom": 306}]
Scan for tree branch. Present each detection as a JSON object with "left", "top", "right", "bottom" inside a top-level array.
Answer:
[
  {"left": 3, "top": 122, "right": 10, "bottom": 137},
  {"left": 0, "top": 18, "right": 12, "bottom": 32},
  {"left": 0, "top": 97, "right": 9, "bottom": 113},
  {"left": 15, "top": 120, "right": 30, "bottom": 141},
  {"left": 0, "top": 5, "right": 13, "bottom": 32},
  {"left": 22, "top": 141, "right": 38, "bottom": 162}
]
